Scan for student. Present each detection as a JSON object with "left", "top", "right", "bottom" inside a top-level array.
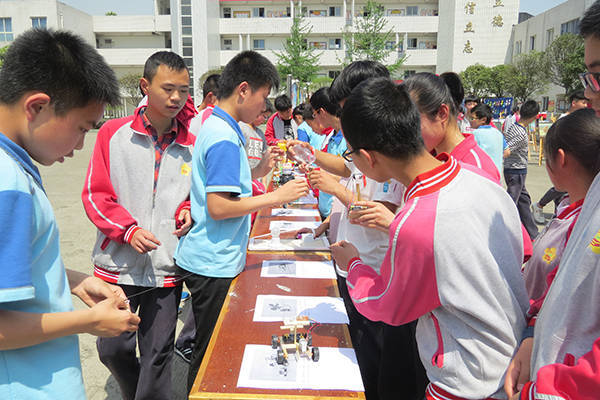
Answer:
[
  {"left": 504, "top": 5, "right": 600, "bottom": 396},
  {"left": 504, "top": 99, "right": 540, "bottom": 240},
  {"left": 174, "top": 50, "right": 309, "bottom": 392},
  {"left": 470, "top": 102, "right": 506, "bottom": 174},
  {"left": 265, "top": 94, "right": 297, "bottom": 144},
  {"left": 440, "top": 72, "right": 470, "bottom": 133},
  {"left": 81, "top": 51, "right": 194, "bottom": 400},
  {"left": 330, "top": 77, "right": 528, "bottom": 400},
  {"left": 531, "top": 90, "right": 589, "bottom": 223},
  {"left": 292, "top": 103, "right": 305, "bottom": 126},
  {"left": 0, "top": 29, "right": 140, "bottom": 400},
  {"left": 503, "top": 105, "right": 520, "bottom": 134},
  {"left": 189, "top": 73, "right": 220, "bottom": 133}
]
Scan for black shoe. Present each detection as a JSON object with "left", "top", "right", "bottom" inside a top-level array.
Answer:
[{"left": 174, "top": 346, "right": 192, "bottom": 364}]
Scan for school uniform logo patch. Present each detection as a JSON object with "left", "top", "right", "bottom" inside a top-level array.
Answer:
[
  {"left": 590, "top": 229, "right": 600, "bottom": 255},
  {"left": 542, "top": 247, "right": 557, "bottom": 264},
  {"left": 181, "top": 163, "right": 191, "bottom": 176}
]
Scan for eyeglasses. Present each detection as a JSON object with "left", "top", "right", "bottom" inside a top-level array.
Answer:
[
  {"left": 342, "top": 148, "right": 358, "bottom": 162},
  {"left": 579, "top": 71, "right": 600, "bottom": 93}
]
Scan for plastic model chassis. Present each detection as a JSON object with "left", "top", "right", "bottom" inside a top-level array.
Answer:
[{"left": 271, "top": 316, "right": 319, "bottom": 365}]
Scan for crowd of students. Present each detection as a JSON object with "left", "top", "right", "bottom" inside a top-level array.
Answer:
[{"left": 2, "top": 2, "right": 600, "bottom": 400}]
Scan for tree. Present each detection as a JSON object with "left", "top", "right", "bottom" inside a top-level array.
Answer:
[
  {"left": 119, "top": 73, "right": 143, "bottom": 107},
  {"left": 105, "top": 11, "right": 117, "bottom": 16},
  {"left": 275, "top": 11, "right": 321, "bottom": 88},
  {"left": 0, "top": 46, "right": 9, "bottom": 68},
  {"left": 505, "top": 51, "right": 550, "bottom": 102},
  {"left": 341, "top": 0, "right": 406, "bottom": 72},
  {"left": 486, "top": 64, "right": 511, "bottom": 98},
  {"left": 460, "top": 64, "right": 491, "bottom": 98},
  {"left": 545, "top": 33, "right": 585, "bottom": 94}
]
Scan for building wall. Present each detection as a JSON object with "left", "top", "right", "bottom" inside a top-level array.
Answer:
[
  {"left": 57, "top": 2, "right": 94, "bottom": 44},
  {"left": 96, "top": 33, "right": 167, "bottom": 49}
]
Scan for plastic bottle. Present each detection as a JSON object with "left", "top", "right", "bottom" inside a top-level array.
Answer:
[{"left": 292, "top": 144, "right": 316, "bottom": 164}]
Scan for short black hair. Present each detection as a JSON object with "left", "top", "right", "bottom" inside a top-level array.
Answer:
[
  {"left": 464, "top": 94, "right": 480, "bottom": 104},
  {"left": 264, "top": 98, "right": 275, "bottom": 113},
  {"left": 544, "top": 108, "right": 600, "bottom": 177},
  {"left": 329, "top": 60, "right": 390, "bottom": 104},
  {"left": 440, "top": 72, "right": 465, "bottom": 112},
  {"left": 293, "top": 103, "right": 305, "bottom": 117},
  {"left": 580, "top": 0, "right": 600, "bottom": 39},
  {"left": 143, "top": 51, "right": 188, "bottom": 82},
  {"left": 310, "top": 87, "right": 340, "bottom": 116},
  {"left": 275, "top": 94, "right": 292, "bottom": 111},
  {"left": 302, "top": 103, "right": 314, "bottom": 121},
  {"left": 218, "top": 50, "right": 279, "bottom": 99},
  {"left": 520, "top": 100, "right": 540, "bottom": 120},
  {"left": 568, "top": 90, "right": 587, "bottom": 103},
  {"left": 0, "top": 29, "right": 120, "bottom": 114},
  {"left": 341, "top": 78, "right": 423, "bottom": 160},
  {"left": 405, "top": 72, "right": 458, "bottom": 120},
  {"left": 202, "top": 74, "right": 220, "bottom": 99},
  {"left": 470, "top": 103, "right": 493, "bottom": 124}
]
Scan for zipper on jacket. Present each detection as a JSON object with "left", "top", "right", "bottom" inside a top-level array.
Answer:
[{"left": 430, "top": 312, "right": 444, "bottom": 368}]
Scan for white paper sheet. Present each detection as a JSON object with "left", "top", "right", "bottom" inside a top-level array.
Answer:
[
  {"left": 268, "top": 220, "right": 321, "bottom": 232},
  {"left": 271, "top": 208, "right": 320, "bottom": 217},
  {"left": 237, "top": 344, "right": 364, "bottom": 391},
  {"left": 253, "top": 295, "right": 349, "bottom": 324},
  {"left": 248, "top": 234, "right": 330, "bottom": 251},
  {"left": 260, "top": 260, "right": 336, "bottom": 279}
]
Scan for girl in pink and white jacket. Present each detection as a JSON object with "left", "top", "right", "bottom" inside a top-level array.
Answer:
[{"left": 504, "top": 108, "right": 600, "bottom": 400}]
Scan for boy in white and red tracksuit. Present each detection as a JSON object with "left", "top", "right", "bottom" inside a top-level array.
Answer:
[
  {"left": 81, "top": 52, "right": 196, "bottom": 400},
  {"left": 331, "top": 78, "right": 529, "bottom": 400}
]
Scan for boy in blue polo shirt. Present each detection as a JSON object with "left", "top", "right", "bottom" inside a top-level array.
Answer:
[
  {"left": 0, "top": 29, "right": 140, "bottom": 400},
  {"left": 175, "top": 50, "right": 309, "bottom": 391}
]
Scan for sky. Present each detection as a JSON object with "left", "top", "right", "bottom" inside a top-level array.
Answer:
[{"left": 61, "top": 0, "right": 568, "bottom": 17}]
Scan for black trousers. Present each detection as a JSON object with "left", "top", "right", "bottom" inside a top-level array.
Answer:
[
  {"left": 538, "top": 187, "right": 566, "bottom": 210},
  {"left": 180, "top": 270, "right": 234, "bottom": 393},
  {"left": 337, "top": 276, "right": 428, "bottom": 400},
  {"left": 504, "top": 171, "right": 539, "bottom": 240},
  {"left": 96, "top": 284, "right": 182, "bottom": 400}
]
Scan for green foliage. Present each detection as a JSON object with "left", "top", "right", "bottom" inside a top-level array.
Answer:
[
  {"left": 342, "top": 0, "right": 406, "bottom": 72},
  {"left": 545, "top": 33, "right": 585, "bottom": 94},
  {"left": 105, "top": 11, "right": 117, "bottom": 16},
  {"left": 275, "top": 12, "right": 321, "bottom": 89},
  {"left": 487, "top": 64, "right": 511, "bottom": 98},
  {"left": 0, "top": 45, "right": 9, "bottom": 68},
  {"left": 308, "top": 75, "right": 333, "bottom": 92},
  {"left": 505, "top": 51, "right": 550, "bottom": 102},
  {"left": 460, "top": 64, "right": 492, "bottom": 98},
  {"left": 119, "top": 72, "right": 143, "bottom": 107}
]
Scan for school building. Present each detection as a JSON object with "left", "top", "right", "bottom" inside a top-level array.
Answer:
[
  {"left": 0, "top": 0, "right": 518, "bottom": 110},
  {"left": 508, "top": 0, "right": 593, "bottom": 111}
]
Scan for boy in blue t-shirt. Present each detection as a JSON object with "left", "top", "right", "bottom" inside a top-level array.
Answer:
[
  {"left": 0, "top": 29, "right": 140, "bottom": 400},
  {"left": 174, "top": 50, "right": 309, "bottom": 392}
]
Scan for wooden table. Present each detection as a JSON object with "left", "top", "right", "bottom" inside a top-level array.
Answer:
[{"left": 189, "top": 204, "right": 365, "bottom": 400}]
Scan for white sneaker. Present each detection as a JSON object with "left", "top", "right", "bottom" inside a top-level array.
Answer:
[{"left": 532, "top": 202, "right": 546, "bottom": 224}]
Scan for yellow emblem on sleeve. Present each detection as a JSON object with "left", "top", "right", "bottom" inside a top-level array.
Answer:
[
  {"left": 590, "top": 229, "right": 600, "bottom": 255},
  {"left": 181, "top": 163, "right": 191, "bottom": 176},
  {"left": 542, "top": 247, "right": 557, "bottom": 264}
]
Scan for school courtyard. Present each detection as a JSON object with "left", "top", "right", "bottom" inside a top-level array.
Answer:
[{"left": 40, "top": 130, "right": 553, "bottom": 400}]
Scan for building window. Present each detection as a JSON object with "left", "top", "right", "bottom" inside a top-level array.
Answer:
[
  {"left": 406, "top": 6, "right": 419, "bottom": 16},
  {"left": 329, "top": 6, "right": 341, "bottom": 16},
  {"left": 561, "top": 18, "right": 580, "bottom": 35},
  {"left": 0, "top": 18, "right": 14, "bottom": 42},
  {"left": 181, "top": 0, "right": 191, "bottom": 5},
  {"left": 223, "top": 7, "right": 231, "bottom": 18},
  {"left": 253, "top": 39, "right": 265, "bottom": 50},
  {"left": 181, "top": 16, "right": 192, "bottom": 26},
  {"left": 407, "top": 38, "right": 417, "bottom": 49},
  {"left": 182, "top": 26, "right": 192, "bottom": 35},
  {"left": 183, "top": 46, "right": 193, "bottom": 57},
  {"left": 529, "top": 35, "right": 536, "bottom": 51},
  {"left": 222, "top": 38, "right": 232, "bottom": 50},
  {"left": 183, "top": 57, "right": 193, "bottom": 67},
  {"left": 329, "top": 38, "right": 342, "bottom": 49},
  {"left": 103, "top": 38, "right": 113, "bottom": 48},
  {"left": 404, "top": 70, "right": 416, "bottom": 79},
  {"left": 181, "top": 6, "right": 191, "bottom": 16},
  {"left": 253, "top": 8, "right": 265, "bottom": 17},
  {"left": 385, "top": 41, "right": 396, "bottom": 50},
  {"left": 546, "top": 28, "right": 554, "bottom": 47},
  {"left": 183, "top": 37, "right": 192, "bottom": 46},
  {"left": 329, "top": 70, "right": 341, "bottom": 79},
  {"left": 515, "top": 40, "right": 522, "bottom": 55},
  {"left": 31, "top": 17, "right": 47, "bottom": 29}
]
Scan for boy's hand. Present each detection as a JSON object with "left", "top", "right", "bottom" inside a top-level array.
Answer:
[
  {"left": 286, "top": 140, "right": 313, "bottom": 163},
  {"left": 295, "top": 221, "right": 329, "bottom": 238},
  {"left": 505, "top": 337, "right": 533, "bottom": 397},
  {"left": 130, "top": 228, "right": 161, "bottom": 253},
  {"left": 71, "top": 275, "right": 127, "bottom": 308},
  {"left": 88, "top": 297, "right": 140, "bottom": 337},
  {"left": 274, "top": 178, "right": 309, "bottom": 204},
  {"left": 253, "top": 146, "right": 283, "bottom": 178},
  {"left": 307, "top": 169, "right": 338, "bottom": 194},
  {"left": 330, "top": 241, "right": 360, "bottom": 272},
  {"left": 348, "top": 201, "right": 395, "bottom": 233},
  {"left": 173, "top": 209, "right": 192, "bottom": 237}
]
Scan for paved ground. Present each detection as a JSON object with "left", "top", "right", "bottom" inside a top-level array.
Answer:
[{"left": 39, "top": 130, "right": 553, "bottom": 400}]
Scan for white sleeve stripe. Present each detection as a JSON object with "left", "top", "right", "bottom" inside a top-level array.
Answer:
[
  {"left": 470, "top": 149, "right": 482, "bottom": 168},
  {"left": 352, "top": 197, "right": 419, "bottom": 304},
  {"left": 86, "top": 159, "right": 125, "bottom": 231}
]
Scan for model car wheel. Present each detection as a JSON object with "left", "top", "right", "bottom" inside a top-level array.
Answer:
[{"left": 312, "top": 347, "right": 319, "bottom": 362}]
